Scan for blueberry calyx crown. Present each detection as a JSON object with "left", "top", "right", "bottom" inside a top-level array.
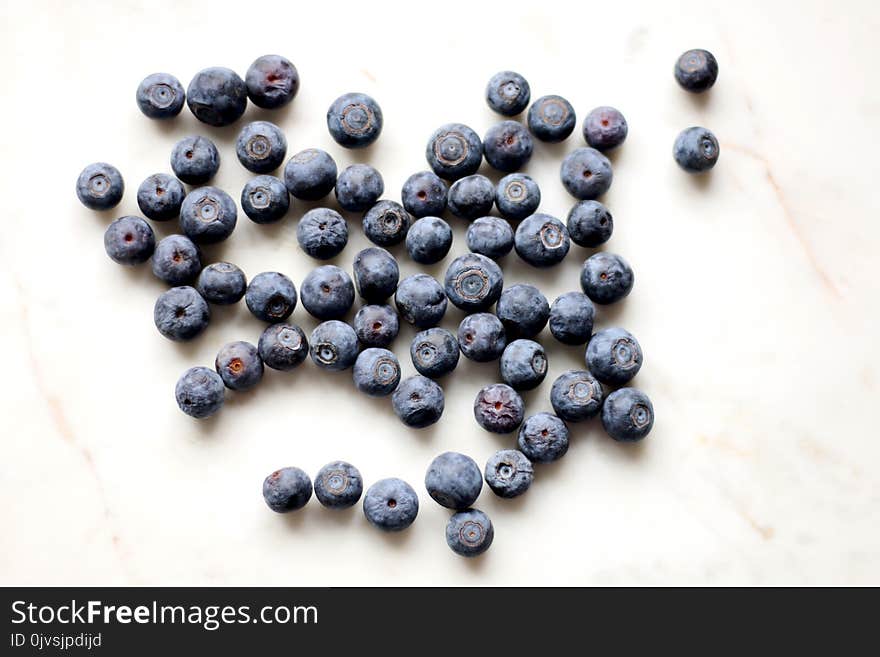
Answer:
[
  {"left": 454, "top": 269, "right": 489, "bottom": 300},
  {"left": 341, "top": 103, "right": 374, "bottom": 135}
]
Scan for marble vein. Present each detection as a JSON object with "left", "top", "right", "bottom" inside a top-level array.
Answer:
[
  {"left": 727, "top": 143, "right": 841, "bottom": 299},
  {"left": 14, "top": 278, "right": 131, "bottom": 577}
]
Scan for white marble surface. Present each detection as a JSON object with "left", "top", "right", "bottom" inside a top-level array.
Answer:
[{"left": 1, "top": 0, "right": 878, "bottom": 586}]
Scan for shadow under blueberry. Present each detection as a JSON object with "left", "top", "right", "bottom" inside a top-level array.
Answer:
[
  {"left": 187, "top": 411, "right": 224, "bottom": 437},
  {"left": 685, "top": 168, "right": 715, "bottom": 191},
  {"left": 416, "top": 259, "right": 450, "bottom": 283},
  {"left": 597, "top": 434, "right": 651, "bottom": 463},
  {"left": 518, "top": 385, "right": 546, "bottom": 409},
  {"left": 117, "top": 259, "right": 161, "bottom": 289},
  {"left": 460, "top": 550, "right": 491, "bottom": 571},
  {"left": 148, "top": 117, "right": 186, "bottom": 138},
  {"left": 221, "top": 385, "right": 261, "bottom": 409},
  {"left": 566, "top": 416, "right": 604, "bottom": 443},
  {"left": 281, "top": 501, "right": 360, "bottom": 531},
  {"left": 542, "top": 339, "right": 589, "bottom": 373},
  {"left": 246, "top": 100, "right": 299, "bottom": 130},
  {"left": 258, "top": 364, "right": 308, "bottom": 396},
  {"left": 198, "top": 123, "right": 241, "bottom": 151},
  {"left": 686, "top": 91, "right": 714, "bottom": 111},
  {"left": 475, "top": 161, "right": 505, "bottom": 187},
  {"left": 531, "top": 454, "right": 569, "bottom": 480},
  {"left": 370, "top": 524, "right": 417, "bottom": 549},
  {"left": 198, "top": 240, "right": 235, "bottom": 267},
  {"left": 246, "top": 214, "right": 291, "bottom": 243},
  {"left": 168, "top": 335, "right": 207, "bottom": 360},
  {"left": 402, "top": 420, "right": 442, "bottom": 441},
  {"left": 482, "top": 488, "right": 532, "bottom": 519},
  {"left": 602, "top": 143, "right": 628, "bottom": 167},
  {"left": 281, "top": 506, "right": 308, "bottom": 531},
  {"left": 593, "top": 299, "right": 628, "bottom": 326},
  {"left": 315, "top": 503, "right": 360, "bottom": 528},
  {"left": 147, "top": 219, "right": 188, "bottom": 242},
  {"left": 531, "top": 136, "right": 576, "bottom": 166},
  {"left": 453, "top": 352, "right": 502, "bottom": 386}
]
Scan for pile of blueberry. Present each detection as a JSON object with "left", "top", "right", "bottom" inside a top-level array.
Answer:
[{"left": 77, "top": 50, "right": 719, "bottom": 557}]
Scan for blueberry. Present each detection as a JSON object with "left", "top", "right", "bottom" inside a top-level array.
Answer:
[
  {"left": 483, "top": 120, "right": 533, "bottom": 172},
  {"left": 335, "top": 164, "right": 384, "bottom": 212},
  {"left": 446, "top": 509, "right": 494, "bottom": 557},
  {"left": 527, "top": 95, "right": 576, "bottom": 142},
  {"left": 310, "top": 320, "right": 359, "bottom": 371},
  {"left": 352, "top": 247, "right": 399, "bottom": 302},
  {"left": 567, "top": 200, "right": 613, "bottom": 247},
  {"left": 500, "top": 339, "right": 547, "bottom": 390},
  {"left": 314, "top": 461, "right": 363, "bottom": 509},
  {"left": 401, "top": 171, "right": 448, "bottom": 217},
  {"left": 673, "top": 126, "right": 719, "bottom": 173},
  {"left": 297, "top": 207, "right": 348, "bottom": 259},
  {"left": 245, "top": 54, "right": 299, "bottom": 109},
  {"left": 425, "top": 452, "right": 482, "bottom": 510},
  {"left": 674, "top": 49, "right": 718, "bottom": 93},
  {"left": 153, "top": 286, "right": 210, "bottom": 341},
  {"left": 585, "top": 327, "right": 643, "bottom": 385},
  {"left": 580, "top": 252, "right": 634, "bottom": 304},
  {"left": 560, "top": 147, "right": 613, "bottom": 200},
  {"left": 175, "top": 366, "right": 224, "bottom": 419},
  {"left": 327, "top": 92, "right": 383, "bottom": 148},
  {"left": 447, "top": 175, "right": 495, "bottom": 220},
  {"left": 136, "top": 72, "right": 185, "bottom": 119},
  {"left": 354, "top": 304, "right": 399, "bottom": 347},
  {"left": 484, "top": 450, "right": 533, "bottom": 498},
  {"left": 444, "top": 253, "right": 503, "bottom": 312},
  {"left": 473, "top": 383, "right": 524, "bottom": 434},
  {"left": 410, "top": 328, "right": 459, "bottom": 378},
  {"left": 353, "top": 348, "right": 401, "bottom": 396},
  {"left": 392, "top": 375, "right": 444, "bottom": 428},
  {"left": 458, "top": 313, "right": 506, "bottom": 362},
  {"left": 394, "top": 274, "right": 447, "bottom": 328},
  {"left": 550, "top": 370, "right": 603, "bottom": 422},
  {"left": 496, "top": 284, "right": 549, "bottom": 338},
  {"left": 301, "top": 265, "right": 354, "bottom": 320},
  {"left": 602, "top": 388, "right": 654, "bottom": 442},
  {"left": 466, "top": 217, "right": 514, "bottom": 260},
  {"left": 425, "top": 123, "right": 483, "bottom": 180},
  {"left": 170, "top": 136, "right": 220, "bottom": 185},
  {"left": 103, "top": 216, "right": 155, "bottom": 265},
  {"left": 137, "top": 173, "right": 185, "bottom": 221},
  {"left": 151, "top": 235, "right": 202, "bottom": 285},
  {"left": 198, "top": 261, "right": 246, "bottom": 306},
  {"left": 179, "top": 186, "right": 237, "bottom": 244},
  {"left": 215, "top": 341, "right": 263, "bottom": 391},
  {"left": 518, "top": 412, "right": 569, "bottom": 463},
  {"left": 239, "top": 175, "right": 288, "bottom": 225},
  {"left": 235, "top": 121, "right": 287, "bottom": 174},
  {"left": 495, "top": 173, "right": 540, "bottom": 221},
  {"left": 363, "top": 200, "right": 411, "bottom": 247},
  {"left": 363, "top": 478, "right": 419, "bottom": 531},
  {"left": 263, "top": 467, "right": 312, "bottom": 513},
  {"left": 548, "top": 291, "right": 594, "bottom": 345},
  {"left": 406, "top": 216, "right": 453, "bottom": 264},
  {"left": 245, "top": 271, "right": 297, "bottom": 323},
  {"left": 258, "top": 323, "right": 309, "bottom": 371},
  {"left": 76, "top": 162, "right": 124, "bottom": 211},
  {"left": 486, "top": 70, "right": 530, "bottom": 116},
  {"left": 514, "top": 213, "right": 570, "bottom": 267},
  {"left": 284, "top": 148, "right": 337, "bottom": 200},
  {"left": 186, "top": 67, "right": 247, "bottom": 127},
  {"left": 583, "top": 106, "right": 628, "bottom": 151}
]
